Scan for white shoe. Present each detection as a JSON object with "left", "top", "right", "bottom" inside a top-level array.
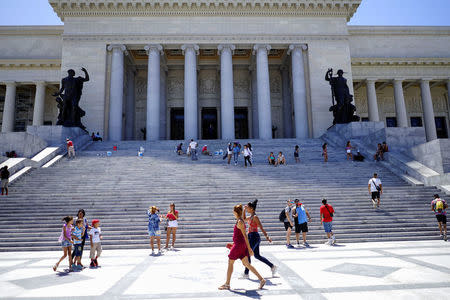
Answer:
[
  {"left": 170, "top": 246, "right": 174, "bottom": 250},
  {"left": 240, "top": 273, "right": 249, "bottom": 279},
  {"left": 331, "top": 236, "right": 336, "bottom": 245},
  {"left": 271, "top": 265, "right": 278, "bottom": 277},
  {"left": 372, "top": 200, "right": 376, "bottom": 208},
  {"left": 151, "top": 250, "right": 155, "bottom": 255},
  {"left": 325, "top": 239, "right": 331, "bottom": 245}
]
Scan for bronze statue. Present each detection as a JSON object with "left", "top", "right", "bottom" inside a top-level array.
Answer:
[
  {"left": 325, "top": 68, "right": 359, "bottom": 124},
  {"left": 53, "top": 68, "right": 89, "bottom": 130}
]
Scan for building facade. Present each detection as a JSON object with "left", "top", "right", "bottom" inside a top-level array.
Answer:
[{"left": 0, "top": 0, "right": 449, "bottom": 141}]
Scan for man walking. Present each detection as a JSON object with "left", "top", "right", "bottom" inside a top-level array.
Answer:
[
  {"left": 320, "top": 199, "right": 335, "bottom": 245},
  {"left": 189, "top": 139, "right": 198, "bottom": 161},
  {"left": 1, "top": 166, "right": 10, "bottom": 196},
  {"left": 293, "top": 199, "right": 312, "bottom": 247},
  {"left": 283, "top": 200, "right": 295, "bottom": 249},
  {"left": 368, "top": 173, "right": 382, "bottom": 208},
  {"left": 431, "top": 194, "right": 447, "bottom": 241},
  {"left": 66, "top": 138, "right": 75, "bottom": 159}
]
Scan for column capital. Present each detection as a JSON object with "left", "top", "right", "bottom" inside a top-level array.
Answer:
[
  {"left": 365, "top": 78, "right": 378, "bottom": 83},
  {"left": 420, "top": 78, "right": 433, "bottom": 83},
  {"left": 287, "top": 44, "right": 308, "bottom": 54},
  {"left": 35, "top": 81, "right": 47, "bottom": 87},
  {"left": 2, "top": 81, "right": 17, "bottom": 87},
  {"left": 107, "top": 44, "right": 128, "bottom": 56},
  {"left": 217, "top": 44, "right": 235, "bottom": 55},
  {"left": 392, "top": 78, "right": 405, "bottom": 83},
  {"left": 181, "top": 44, "right": 199, "bottom": 55},
  {"left": 252, "top": 44, "right": 271, "bottom": 55},
  {"left": 144, "top": 44, "right": 163, "bottom": 55}
]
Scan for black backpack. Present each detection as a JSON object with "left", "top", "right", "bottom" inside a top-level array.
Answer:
[{"left": 279, "top": 207, "right": 290, "bottom": 222}]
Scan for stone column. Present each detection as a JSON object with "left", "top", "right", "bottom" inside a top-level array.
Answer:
[
  {"left": 250, "top": 66, "right": 258, "bottom": 139},
  {"left": 366, "top": 79, "right": 380, "bottom": 122},
  {"left": 446, "top": 79, "right": 450, "bottom": 126},
  {"left": 253, "top": 44, "right": 272, "bottom": 139},
  {"left": 280, "top": 66, "right": 293, "bottom": 138},
  {"left": 181, "top": 44, "right": 199, "bottom": 140},
  {"left": 420, "top": 79, "right": 437, "bottom": 141},
  {"left": 218, "top": 44, "right": 236, "bottom": 140},
  {"left": 1, "top": 81, "right": 17, "bottom": 133},
  {"left": 160, "top": 65, "right": 168, "bottom": 140},
  {"left": 125, "top": 68, "right": 136, "bottom": 140},
  {"left": 393, "top": 79, "right": 408, "bottom": 127},
  {"left": 107, "top": 44, "right": 127, "bottom": 141},
  {"left": 145, "top": 44, "right": 163, "bottom": 141},
  {"left": 288, "top": 44, "right": 309, "bottom": 139},
  {"left": 32, "top": 81, "right": 46, "bottom": 126}
]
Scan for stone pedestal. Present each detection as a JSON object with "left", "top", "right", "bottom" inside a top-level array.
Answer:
[{"left": 27, "top": 125, "right": 89, "bottom": 147}]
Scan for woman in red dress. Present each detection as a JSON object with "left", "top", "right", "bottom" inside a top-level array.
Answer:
[{"left": 218, "top": 204, "right": 266, "bottom": 290}]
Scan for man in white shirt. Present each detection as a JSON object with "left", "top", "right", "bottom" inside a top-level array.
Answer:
[
  {"left": 368, "top": 173, "right": 382, "bottom": 208},
  {"left": 189, "top": 139, "right": 198, "bottom": 161}
]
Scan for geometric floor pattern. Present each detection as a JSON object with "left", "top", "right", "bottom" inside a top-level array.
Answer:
[{"left": 0, "top": 240, "right": 449, "bottom": 299}]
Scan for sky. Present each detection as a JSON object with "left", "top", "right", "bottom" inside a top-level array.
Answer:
[{"left": 0, "top": 0, "right": 449, "bottom": 26}]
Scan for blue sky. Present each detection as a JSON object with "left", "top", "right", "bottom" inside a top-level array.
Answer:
[{"left": 0, "top": 0, "right": 449, "bottom": 26}]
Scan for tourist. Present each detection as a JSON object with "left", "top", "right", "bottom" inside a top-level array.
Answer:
[
  {"left": 247, "top": 143, "right": 254, "bottom": 165},
  {"left": 1, "top": 166, "right": 10, "bottom": 196},
  {"left": 232, "top": 142, "right": 240, "bottom": 165},
  {"left": 368, "top": 173, "right": 382, "bottom": 208},
  {"left": 176, "top": 143, "right": 183, "bottom": 155},
  {"left": 201, "top": 145, "right": 211, "bottom": 156},
  {"left": 72, "top": 219, "right": 85, "bottom": 270},
  {"left": 66, "top": 138, "right": 75, "bottom": 159},
  {"left": 91, "top": 132, "right": 96, "bottom": 141},
  {"left": 268, "top": 152, "right": 276, "bottom": 165},
  {"left": 294, "top": 145, "right": 300, "bottom": 163},
  {"left": 72, "top": 209, "right": 90, "bottom": 262},
  {"left": 322, "top": 143, "right": 328, "bottom": 162},
  {"left": 354, "top": 151, "right": 365, "bottom": 162},
  {"left": 165, "top": 203, "right": 179, "bottom": 250},
  {"left": 223, "top": 142, "right": 233, "bottom": 164},
  {"left": 293, "top": 199, "right": 312, "bottom": 247},
  {"left": 89, "top": 219, "right": 102, "bottom": 267},
  {"left": 345, "top": 141, "right": 353, "bottom": 160},
  {"left": 218, "top": 204, "right": 266, "bottom": 290},
  {"left": 320, "top": 199, "right": 335, "bottom": 245},
  {"left": 189, "top": 139, "right": 198, "bottom": 160},
  {"left": 275, "top": 151, "right": 286, "bottom": 166},
  {"left": 381, "top": 141, "right": 389, "bottom": 159},
  {"left": 374, "top": 143, "right": 382, "bottom": 161},
  {"left": 53, "top": 216, "right": 74, "bottom": 272},
  {"left": 95, "top": 132, "right": 103, "bottom": 141},
  {"left": 431, "top": 194, "right": 447, "bottom": 241},
  {"left": 283, "top": 200, "right": 295, "bottom": 248},
  {"left": 241, "top": 199, "right": 277, "bottom": 278},
  {"left": 147, "top": 206, "right": 162, "bottom": 255},
  {"left": 243, "top": 144, "right": 252, "bottom": 167}
]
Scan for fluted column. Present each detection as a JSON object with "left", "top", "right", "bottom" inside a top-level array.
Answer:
[
  {"left": 218, "top": 44, "right": 236, "bottom": 140},
  {"left": 181, "top": 44, "right": 199, "bottom": 140},
  {"left": 366, "top": 79, "right": 380, "bottom": 122},
  {"left": 125, "top": 68, "right": 136, "bottom": 140},
  {"left": 253, "top": 44, "right": 272, "bottom": 139},
  {"left": 250, "top": 66, "right": 258, "bottom": 139},
  {"left": 32, "top": 81, "right": 46, "bottom": 126},
  {"left": 145, "top": 44, "right": 163, "bottom": 141},
  {"left": 107, "top": 44, "right": 127, "bottom": 141},
  {"left": 288, "top": 44, "right": 308, "bottom": 138},
  {"left": 1, "top": 81, "right": 17, "bottom": 132},
  {"left": 393, "top": 79, "right": 408, "bottom": 127},
  {"left": 280, "top": 66, "right": 293, "bottom": 138},
  {"left": 420, "top": 79, "right": 437, "bottom": 141},
  {"left": 447, "top": 79, "right": 450, "bottom": 125},
  {"left": 160, "top": 65, "right": 168, "bottom": 140}
]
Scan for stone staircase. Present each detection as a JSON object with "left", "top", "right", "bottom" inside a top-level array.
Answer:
[{"left": 0, "top": 138, "right": 445, "bottom": 251}]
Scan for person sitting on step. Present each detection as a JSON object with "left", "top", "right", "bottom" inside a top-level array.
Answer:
[
  {"left": 275, "top": 152, "right": 286, "bottom": 166},
  {"left": 268, "top": 152, "right": 276, "bottom": 166}
]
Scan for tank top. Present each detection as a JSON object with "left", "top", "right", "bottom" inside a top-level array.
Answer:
[
  {"left": 232, "top": 221, "right": 246, "bottom": 245},
  {"left": 248, "top": 216, "right": 258, "bottom": 233}
]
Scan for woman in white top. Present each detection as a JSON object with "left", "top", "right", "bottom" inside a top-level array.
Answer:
[{"left": 243, "top": 145, "right": 252, "bottom": 167}]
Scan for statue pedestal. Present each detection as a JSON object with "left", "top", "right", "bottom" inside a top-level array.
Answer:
[{"left": 27, "top": 126, "right": 89, "bottom": 147}]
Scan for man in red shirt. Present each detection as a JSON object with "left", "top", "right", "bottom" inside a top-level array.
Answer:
[
  {"left": 67, "top": 138, "right": 75, "bottom": 159},
  {"left": 320, "top": 199, "right": 335, "bottom": 245}
]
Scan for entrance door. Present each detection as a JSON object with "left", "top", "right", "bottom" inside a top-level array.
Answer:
[
  {"left": 435, "top": 117, "right": 448, "bottom": 139},
  {"left": 201, "top": 108, "right": 218, "bottom": 139},
  {"left": 170, "top": 108, "right": 184, "bottom": 140},
  {"left": 234, "top": 107, "right": 249, "bottom": 139}
]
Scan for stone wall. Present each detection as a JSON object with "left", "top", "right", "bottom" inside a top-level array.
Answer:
[
  {"left": 405, "top": 139, "right": 450, "bottom": 174},
  {"left": 0, "top": 132, "right": 47, "bottom": 158}
]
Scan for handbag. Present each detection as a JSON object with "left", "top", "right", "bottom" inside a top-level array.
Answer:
[
  {"left": 371, "top": 179, "right": 381, "bottom": 192},
  {"left": 325, "top": 204, "right": 333, "bottom": 217}
]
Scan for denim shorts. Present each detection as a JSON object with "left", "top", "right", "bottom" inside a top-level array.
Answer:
[
  {"left": 323, "top": 222, "right": 333, "bottom": 233},
  {"left": 73, "top": 244, "right": 83, "bottom": 257},
  {"left": 61, "top": 240, "right": 71, "bottom": 248},
  {"left": 148, "top": 229, "right": 161, "bottom": 237}
]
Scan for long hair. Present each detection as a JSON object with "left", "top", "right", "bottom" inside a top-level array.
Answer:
[
  {"left": 170, "top": 203, "right": 176, "bottom": 213},
  {"left": 62, "top": 216, "right": 73, "bottom": 223},
  {"left": 77, "top": 209, "right": 86, "bottom": 218},
  {"left": 234, "top": 204, "right": 243, "bottom": 217}
]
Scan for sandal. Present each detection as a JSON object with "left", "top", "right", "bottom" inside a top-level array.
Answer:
[
  {"left": 259, "top": 279, "right": 266, "bottom": 289},
  {"left": 218, "top": 283, "right": 230, "bottom": 290},
  {"left": 52, "top": 264, "right": 57, "bottom": 271}
]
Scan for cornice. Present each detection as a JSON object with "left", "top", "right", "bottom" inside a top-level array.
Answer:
[
  {"left": 351, "top": 57, "right": 450, "bottom": 67},
  {"left": 49, "top": 0, "right": 361, "bottom": 20},
  {"left": 348, "top": 26, "right": 450, "bottom": 36},
  {"left": 0, "top": 59, "right": 62, "bottom": 69},
  {"left": 0, "top": 26, "right": 64, "bottom": 36}
]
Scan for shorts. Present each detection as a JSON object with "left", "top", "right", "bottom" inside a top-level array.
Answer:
[
  {"left": 61, "top": 240, "right": 71, "bottom": 248},
  {"left": 284, "top": 222, "right": 293, "bottom": 231},
  {"left": 346, "top": 149, "right": 351, "bottom": 154},
  {"left": 295, "top": 222, "right": 308, "bottom": 233},
  {"left": 148, "top": 229, "right": 161, "bottom": 237},
  {"left": 1, "top": 179, "right": 8, "bottom": 188},
  {"left": 73, "top": 244, "right": 83, "bottom": 257},
  {"left": 371, "top": 191, "right": 380, "bottom": 200},
  {"left": 323, "top": 222, "right": 333, "bottom": 233},
  {"left": 294, "top": 152, "right": 299, "bottom": 158},
  {"left": 90, "top": 242, "right": 102, "bottom": 259},
  {"left": 436, "top": 214, "right": 447, "bottom": 224},
  {"left": 168, "top": 220, "right": 178, "bottom": 228}
]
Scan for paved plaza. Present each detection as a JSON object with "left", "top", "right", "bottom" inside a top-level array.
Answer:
[{"left": 1, "top": 240, "right": 450, "bottom": 299}]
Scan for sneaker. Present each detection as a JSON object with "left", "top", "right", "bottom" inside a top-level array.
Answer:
[
  {"left": 297, "top": 241, "right": 300, "bottom": 247},
  {"left": 440, "top": 234, "right": 444, "bottom": 238},
  {"left": 271, "top": 265, "right": 278, "bottom": 277},
  {"left": 303, "top": 242, "right": 310, "bottom": 247},
  {"left": 240, "top": 273, "right": 249, "bottom": 279},
  {"left": 445, "top": 235, "right": 448, "bottom": 242},
  {"left": 90, "top": 261, "right": 95, "bottom": 268},
  {"left": 286, "top": 244, "right": 294, "bottom": 249},
  {"left": 94, "top": 259, "right": 99, "bottom": 267},
  {"left": 372, "top": 200, "right": 377, "bottom": 208},
  {"left": 170, "top": 246, "right": 174, "bottom": 251},
  {"left": 157, "top": 250, "right": 162, "bottom": 256},
  {"left": 71, "top": 264, "right": 78, "bottom": 270},
  {"left": 325, "top": 239, "right": 331, "bottom": 245},
  {"left": 151, "top": 250, "right": 155, "bottom": 255},
  {"left": 331, "top": 236, "right": 336, "bottom": 245}
]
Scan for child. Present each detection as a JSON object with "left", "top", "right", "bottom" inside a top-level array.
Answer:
[
  {"left": 322, "top": 143, "right": 328, "bottom": 163},
  {"left": 294, "top": 145, "right": 300, "bottom": 163},
  {"left": 89, "top": 219, "right": 102, "bottom": 267},
  {"left": 53, "top": 216, "right": 74, "bottom": 271},
  {"left": 148, "top": 206, "right": 162, "bottom": 255},
  {"left": 72, "top": 219, "right": 85, "bottom": 270},
  {"left": 345, "top": 141, "right": 353, "bottom": 160}
]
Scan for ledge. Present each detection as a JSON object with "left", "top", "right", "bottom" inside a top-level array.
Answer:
[
  {"left": 351, "top": 57, "right": 450, "bottom": 67},
  {"left": 348, "top": 26, "right": 450, "bottom": 36},
  {"left": 0, "top": 59, "right": 62, "bottom": 69}
]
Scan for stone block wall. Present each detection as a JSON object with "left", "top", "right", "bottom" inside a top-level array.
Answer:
[{"left": 0, "top": 132, "right": 47, "bottom": 158}]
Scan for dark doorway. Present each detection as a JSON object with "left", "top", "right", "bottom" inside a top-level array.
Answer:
[
  {"left": 235, "top": 107, "right": 249, "bottom": 139},
  {"left": 201, "top": 108, "right": 218, "bottom": 139},
  {"left": 435, "top": 117, "right": 448, "bottom": 139},
  {"left": 170, "top": 108, "right": 184, "bottom": 140}
]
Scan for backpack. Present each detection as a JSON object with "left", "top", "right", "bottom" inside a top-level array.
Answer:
[
  {"left": 279, "top": 209, "right": 287, "bottom": 222},
  {"left": 435, "top": 199, "right": 444, "bottom": 212}
]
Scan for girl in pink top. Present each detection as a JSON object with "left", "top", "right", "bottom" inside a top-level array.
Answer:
[
  {"left": 165, "top": 203, "right": 179, "bottom": 250},
  {"left": 53, "top": 216, "right": 74, "bottom": 271}
]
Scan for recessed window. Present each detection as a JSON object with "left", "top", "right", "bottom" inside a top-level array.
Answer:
[
  {"left": 386, "top": 117, "right": 397, "bottom": 127},
  {"left": 410, "top": 117, "right": 423, "bottom": 127}
]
